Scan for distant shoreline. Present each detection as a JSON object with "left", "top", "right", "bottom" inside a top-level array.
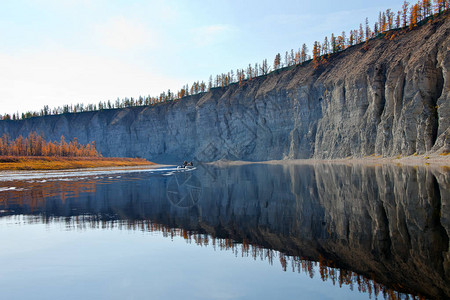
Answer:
[
  {"left": 3, "top": 154, "right": 447, "bottom": 171},
  {"left": 206, "top": 154, "right": 450, "bottom": 169},
  {"left": 0, "top": 156, "right": 157, "bottom": 171}
]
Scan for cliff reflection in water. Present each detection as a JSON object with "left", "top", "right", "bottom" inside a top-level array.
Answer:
[{"left": 0, "top": 163, "right": 449, "bottom": 299}]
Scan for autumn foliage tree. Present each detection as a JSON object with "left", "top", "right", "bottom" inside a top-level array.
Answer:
[
  {"left": 434, "top": 0, "right": 445, "bottom": 12},
  {"left": 312, "top": 41, "right": 321, "bottom": 68},
  {"left": 402, "top": 1, "right": 410, "bottom": 26},
  {"left": 410, "top": 3, "right": 421, "bottom": 28},
  {"left": 273, "top": 53, "right": 281, "bottom": 70},
  {"left": 0, "top": 132, "right": 100, "bottom": 157}
]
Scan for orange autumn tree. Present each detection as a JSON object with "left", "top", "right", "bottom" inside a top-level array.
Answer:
[
  {"left": 410, "top": 3, "right": 421, "bottom": 28},
  {"left": 0, "top": 132, "right": 100, "bottom": 157}
]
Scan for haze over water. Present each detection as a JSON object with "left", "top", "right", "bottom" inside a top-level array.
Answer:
[{"left": 0, "top": 163, "right": 448, "bottom": 299}]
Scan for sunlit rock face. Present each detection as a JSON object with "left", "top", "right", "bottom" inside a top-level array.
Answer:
[{"left": 0, "top": 16, "right": 449, "bottom": 163}]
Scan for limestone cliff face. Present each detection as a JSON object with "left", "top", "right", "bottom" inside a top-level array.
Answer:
[{"left": 0, "top": 15, "right": 449, "bottom": 162}]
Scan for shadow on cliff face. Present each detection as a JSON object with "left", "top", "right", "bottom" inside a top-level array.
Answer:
[{"left": 0, "top": 163, "right": 449, "bottom": 298}]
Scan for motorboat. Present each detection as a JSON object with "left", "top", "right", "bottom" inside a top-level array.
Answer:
[
  {"left": 177, "top": 165, "right": 195, "bottom": 169},
  {"left": 177, "top": 161, "right": 195, "bottom": 169}
]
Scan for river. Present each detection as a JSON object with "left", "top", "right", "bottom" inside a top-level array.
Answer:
[{"left": 0, "top": 163, "right": 448, "bottom": 299}]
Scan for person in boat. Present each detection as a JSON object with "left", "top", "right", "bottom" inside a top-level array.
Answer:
[
  {"left": 188, "top": 161, "right": 193, "bottom": 166},
  {"left": 182, "top": 161, "right": 188, "bottom": 167}
]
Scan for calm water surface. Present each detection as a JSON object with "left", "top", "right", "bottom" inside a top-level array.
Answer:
[{"left": 0, "top": 163, "right": 448, "bottom": 300}]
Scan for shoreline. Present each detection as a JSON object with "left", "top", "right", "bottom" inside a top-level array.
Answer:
[
  {"left": 205, "top": 154, "right": 450, "bottom": 169},
  {"left": 2, "top": 154, "right": 448, "bottom": 171},
  {"left": 0, "top": 156, "right": 158, "bottom": 171},
  {"left": 0, "top": 164, "right": 174, "bottom": 182}
]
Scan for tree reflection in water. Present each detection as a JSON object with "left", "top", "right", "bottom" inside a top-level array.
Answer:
[{"left": 0, "top": 163, "right": 448, "bottom": 300}]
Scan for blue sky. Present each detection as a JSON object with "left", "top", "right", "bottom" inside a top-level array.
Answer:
[{"left": 0, "top": 0, "right": 403, "bottom": 115}]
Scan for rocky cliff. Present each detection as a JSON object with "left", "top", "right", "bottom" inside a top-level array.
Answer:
[
  {"left": 1, "top": 163, "right": 449, "bottom": 298},
  {"left": 0, "top": 14, "right": 449, "bottom": 163}
]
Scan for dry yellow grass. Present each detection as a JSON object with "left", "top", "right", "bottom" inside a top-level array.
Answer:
[{"left": 0, "top": 156, "right": 155, "bottom": 170}]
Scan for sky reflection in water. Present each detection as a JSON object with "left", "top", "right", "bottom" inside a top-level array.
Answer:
[{"left": 1, "top": 216, "right": 364, "bottom": 300}]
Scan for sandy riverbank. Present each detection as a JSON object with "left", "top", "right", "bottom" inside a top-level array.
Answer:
[
  {"left": 206, "top": 153, "right": 450, "bottom": 169},
  {"left": 0, "top": 156, "right": 159, "bottom": 171}
]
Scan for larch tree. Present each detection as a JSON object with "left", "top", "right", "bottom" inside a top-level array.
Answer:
[
  {"left": 260, "top": 59, "right": 270, "bottom": 75},
  {"left": 323, "top": 36, "right": 329, "bottom": 55},
  {"left": 312, "top": 41, "right": 321, "bottom": 67},
  {"left": 358, "top": 24, "right": 364, "bottom": 43},
  {"left": 402, "top": 1, "right": 410, "bottom": 27},
  {"left": 331, "top": 33, "right": 337, "bottom": 53},
  {"left": 365, "top": 18, "right": 371, "bottom": 40},
  {"left": 422, "top": 0, "right": 432, "bottom": 16},
  {"left": 273, "top": 53, "right": 281, "bottom": 70},
  {"left": 433, "top": 0, "right": 444, "bottom": 12},
  {"left": 410, "top": 3, "right": 420, "bottom": 28},
  {"left": 208, "top": 75, "right": 213, "bottom": 90},
  {"left": 396, "top": 11, "right": 401, "bottom": 28},
  {"left": 294, "top": 50, "right": 300, "bottom": 65},
  {"left": 247, "top": 63, "right": 253, "bottom": 80},
  {"left": 381, "top": 12, "right": 387, "bottom": 31},
  {"left": 385, "top": 9, "right": 391, "bottom": 30},
  {"left": 36, "top": 134, "right": 45, "bottom": 156},
  {"left": 236, "top": 69, "right": 241, "bottom": 86},
  {"left": 254, "top": 63, "right": 259, "bottom": 77},
  {"left": 284, "top": 51, "right": 290, "bottom": 67},
  {"left": 0, "top": 138, "right": 5, "bottom": 155},
  {"left": 300, "top": 44, "right": 308, "bottom": 63},
  {"left": 378, "top": 12, "right": 382, "bottom": 31},
  {"left": 179, "top": 88, "right": 186, "bottom": 98},
  {"left": 60, "top": 135, "right": 68, "bottom": 156},
  {"left": 349, "top": 30, "right": 355, "bottom": 46}
]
